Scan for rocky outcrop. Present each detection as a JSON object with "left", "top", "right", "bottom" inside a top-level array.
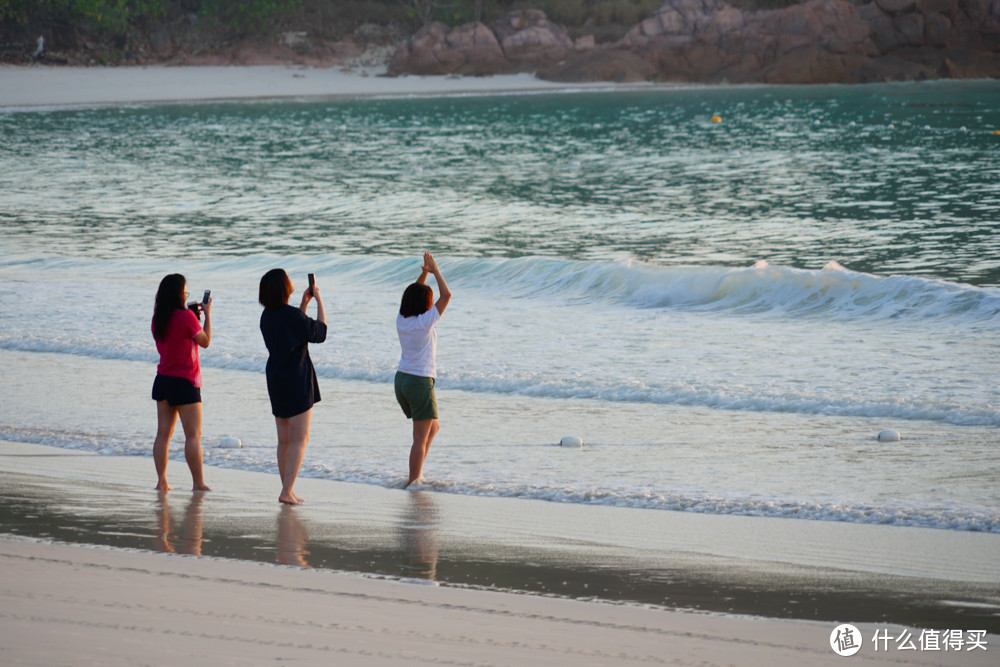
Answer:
[
  {"left": 574, "top": 0, "right": 1000, "bottom": 82},
  {"left": 388, "top": 1, "right": 1000, "bottom": 83},
  {"left": 387, "top": 21, "right": 508, "bottom": 75},
  {"left": 388, "top": 10, "right": 576, "bottom": 76},
  {"left": 493, "top": 9, "right": 574, "bottom": 67},
  {"left": 608, "top": 0, "right": 880, "bottom": 83}
]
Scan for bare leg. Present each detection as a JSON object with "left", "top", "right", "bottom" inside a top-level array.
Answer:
[
  {"left": 277, "top": 410, "right": 311, "bottom": 505},
  {"left": 275, "top": 416, "right": 290, "bottom": 487},
  {"left": 406, "top": 418, "right": 439, "bottom": 488},
  {"left": 275, "top": 417, "right": 300, "bottom": 504},
  {"left": 177, "top": 402, "right": 210, "bottom": 491},
  {"left": 153, "top": 401, "right": 178, "bottom": 491}
]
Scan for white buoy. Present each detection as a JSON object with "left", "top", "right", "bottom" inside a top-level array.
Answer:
[
  {"left": 876, "top": 429, "right": 901, "bottom": 442},
  {"left": 560, "top": 435, "right": 583, "bottom": 448},
  {"left": 219, "top": 437, "right": 243, "bottom": 449}
]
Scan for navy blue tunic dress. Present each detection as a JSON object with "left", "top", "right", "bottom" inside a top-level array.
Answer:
[{"left": 260, "top": 305, "right": 328, "bottom": 418}]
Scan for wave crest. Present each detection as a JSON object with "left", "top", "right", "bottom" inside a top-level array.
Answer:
[{"left": 442, "top": 256, "right": 1000, "bottom": 323}]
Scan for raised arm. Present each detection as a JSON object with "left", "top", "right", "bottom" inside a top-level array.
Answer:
[
  {"left": 313, "top": 283, "right": 326, "bottom": 326},
  {"left": 300, "top": 280, "right": 327, "bottom": 326},
  {"left": 195, "top": 297, "right": 212, "bottom": 348},
  {"left": 423, "top": 252, "right": 451, "bottom": 315}
]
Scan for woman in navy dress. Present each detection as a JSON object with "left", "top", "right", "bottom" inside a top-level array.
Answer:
[{"left": 259, "top": 269, "right": 327, "bottom": 505}]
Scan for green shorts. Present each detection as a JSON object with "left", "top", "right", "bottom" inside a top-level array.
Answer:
[{"left": 394, "top": 372, "right": 438, "bottom": 421}]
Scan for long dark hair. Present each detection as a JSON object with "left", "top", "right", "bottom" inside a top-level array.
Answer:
[
  {"left": 399, "top": 283, "right": 433, "bottom": 318},
  {"left": 259, "top": 268, "right": 293, "bottom": 310},
  {"left": 153, "top": 274, "right": 186, "bottom": 342}
]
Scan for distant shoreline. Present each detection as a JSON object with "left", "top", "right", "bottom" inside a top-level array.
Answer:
[{"left": 0, "top": 64, "right": 655, "bottom": 109}]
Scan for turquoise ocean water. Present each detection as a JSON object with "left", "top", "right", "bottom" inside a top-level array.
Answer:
[{"left": 1, "top": 80, "right": 998, "bottom": 532}]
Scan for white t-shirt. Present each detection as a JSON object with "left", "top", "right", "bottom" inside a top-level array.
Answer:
[{"left": 396, "top": 306, "right": 441, "bottom": 378}]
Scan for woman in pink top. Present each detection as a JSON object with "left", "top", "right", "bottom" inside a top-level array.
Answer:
[{"left": 151, "top": 274, "right": 212, "bottom": 492}]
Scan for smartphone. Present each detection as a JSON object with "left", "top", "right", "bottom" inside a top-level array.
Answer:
[
  {"left": 202, "top": 290, "right": 211, "bottom": 304},
  {"left": 308, "top": 274, "right": 315, "bottom": 291}
]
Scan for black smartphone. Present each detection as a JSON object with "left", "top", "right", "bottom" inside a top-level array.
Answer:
[
  {"left": 202, "top": 290, "right": 211, "bottom": 304},
  {"left": 308, "top": 274, "right": 315, "bottom": 291}
]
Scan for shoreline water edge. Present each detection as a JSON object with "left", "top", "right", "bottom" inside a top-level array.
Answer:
[
  {"left": 2, "top": 65, "right": 998, "bottom": 664},
  {"left": 0, "top": 64, "right": 642, "bottom": 109},
  {"left": 1, "top": 439, "right": 999, "bottom": 665}
]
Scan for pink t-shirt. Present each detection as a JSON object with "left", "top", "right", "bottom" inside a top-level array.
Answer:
[{"left": 153, "top": 308, "right": 203, "bottom": 387}]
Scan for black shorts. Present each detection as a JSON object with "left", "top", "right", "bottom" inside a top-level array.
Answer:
[{"left": 151, "top": 373, "right": 202, "bottom": 406}]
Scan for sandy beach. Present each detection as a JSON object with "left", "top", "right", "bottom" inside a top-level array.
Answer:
[
  {"left": 2, "top": 438, "right": 998, "bottom": 665},
  {"left": 2, "top": 65, "right": 999, "bottom": 665},
  {"left": 0, "top": 536, "right": 895, "bottom": 666},
  {"left": 0, "top": 64, "right": 631, "bottom": 108}
]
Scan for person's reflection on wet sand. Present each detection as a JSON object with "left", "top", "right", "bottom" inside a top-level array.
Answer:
[
  {"left": 152, "top": 491, "right": 174, "bottom": 553},
  {"left": 400, "top": 490, "right": 438, "bottom": 581},
  {"left": 152, "top": 491, "right": 205, "bottom": 555},
  {"left": 276, "top": 504, "right": 310, "bottom": 567}
]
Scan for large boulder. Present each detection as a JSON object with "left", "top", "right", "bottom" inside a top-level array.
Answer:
[
  {"left": 494, "top": 9, "right": 573, "bottom": 66},
  {"left": 387, "top": 21, "right": 507, "bottom": 75},
  {"left": 387, "top": 11, "right": 574, "bottom": 76}
]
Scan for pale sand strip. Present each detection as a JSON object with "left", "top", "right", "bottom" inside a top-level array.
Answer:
[
  {"left": 0, "top": 439, "right": 997, "bottom": 665},
  {"left": 0, "top": 65, "right": 633, "bottom": 108},
  {"left": 0, "top": 535, "right": 972, "bottom": 667}
]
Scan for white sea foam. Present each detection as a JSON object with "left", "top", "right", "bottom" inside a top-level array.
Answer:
[
  {"left": 2, "top": 255, "right": 998, "bottom": 426},
  {"left": 441, "top": 256, "right": 1000, "bottom": 323},
  {"left": 2, "top": 424, "right": 996, "bottom": 533}
]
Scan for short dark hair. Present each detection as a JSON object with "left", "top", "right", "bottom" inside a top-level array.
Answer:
[
  {"left": 259, "top": 268, "right": 293, "bottom": 310},
  {"left": 153, "top": 273, "right": 186, "bottom": 341},
  {"left": 400, "top": 282, "right": 433, "bottom": 318}
]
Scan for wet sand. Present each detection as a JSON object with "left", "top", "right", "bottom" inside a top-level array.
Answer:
[{"left": 1, "top": 440, "right": 998, "bottom": 664}]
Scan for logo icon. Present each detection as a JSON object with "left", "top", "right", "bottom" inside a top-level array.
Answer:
[{"left": 831, "top": 624, "right": 862, "bottom": 656}]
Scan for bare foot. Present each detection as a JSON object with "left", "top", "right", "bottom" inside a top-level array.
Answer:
[
  {"left": 279, "top": 494, "right": 303, "bottom": 506},
  {"left": 193, "top": 483, "right": 212, "bottom": 492},
  {"left": 155, "top": 480, "right": 172, "bottom": 491}
]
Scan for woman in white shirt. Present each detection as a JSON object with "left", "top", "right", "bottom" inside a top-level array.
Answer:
[{"left": 395, "top": 253, "right": 451, "bottom": 488}]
